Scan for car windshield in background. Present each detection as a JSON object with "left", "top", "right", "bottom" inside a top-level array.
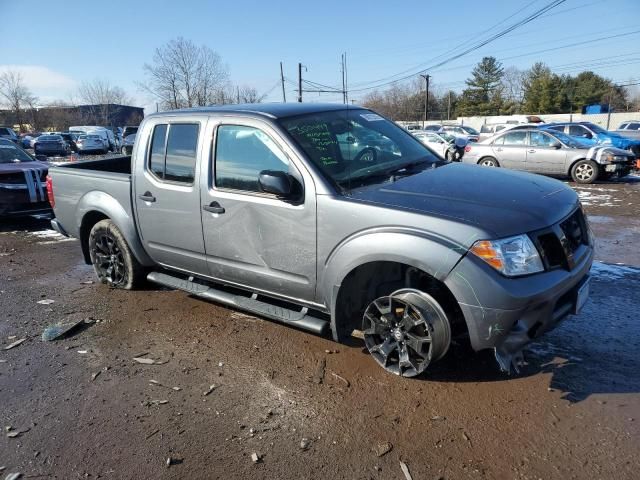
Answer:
[
  {"left": 280, "top": 109, "right": 441, "bottom": 190},
  {"left": 0, "top": 142, "right": 34, "bottom": 163},
  {"left": 461, "top": 126, "right": 479, "bottom": 135},
  {"left": 440, "top": 133, "right": 456, "bottom": 143}
]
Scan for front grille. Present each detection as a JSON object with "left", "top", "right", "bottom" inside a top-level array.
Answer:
[
  {"left": 0, "top": 173, "right": 26, "bottom": 185},
  {"left": 559, "top": 208, "right": 588, "bottom": 256},
  {"left": 531, "top": 208, "right": 589, "bottom": 271}
]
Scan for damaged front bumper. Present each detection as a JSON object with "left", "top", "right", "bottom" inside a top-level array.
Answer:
[{"left": 444, "top": 243, "right": 593, "bottom": 373}]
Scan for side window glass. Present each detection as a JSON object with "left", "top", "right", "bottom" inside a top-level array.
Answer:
[
  {"left": 492, "top": 135, "right": 505, "bottom": 146},
  {"left": 149, "top": 124, "right": 167, "bottom": 178},
  {"left": 165, "top": 124, "right": 199, "bottom": 183},
  {"left": 502, "top": 131, "right": 527, "bottom": 146},
  {"left": 629, "top": 123, "right": 640, "bottom": 130},
  {"left": 215, "top": 125, "right": 290, "bottom": 193}
]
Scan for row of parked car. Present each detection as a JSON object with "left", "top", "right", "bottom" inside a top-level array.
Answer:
[
  {"left": 0, "top": 125, "right": 139, "bottom": 158},
  {"left": 406, "top": 120, "right": 640, "bottom": 184}
]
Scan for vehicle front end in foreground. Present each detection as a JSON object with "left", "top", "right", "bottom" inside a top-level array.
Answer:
[{"left": 445, "top": 206, "right": 593, "bottom": 372}]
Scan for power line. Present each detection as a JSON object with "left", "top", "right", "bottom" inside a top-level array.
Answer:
[{"left": 346, "top": 0, "right": 567, "bottom": 92}]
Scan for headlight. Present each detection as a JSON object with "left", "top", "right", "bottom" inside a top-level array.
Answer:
[{"left": 470, "top": 234, "right": 544, "bottom": 277}]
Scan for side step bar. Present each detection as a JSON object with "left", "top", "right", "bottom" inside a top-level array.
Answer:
[{"left": 147, "top": 271, "right": 329, "bottom": 336}]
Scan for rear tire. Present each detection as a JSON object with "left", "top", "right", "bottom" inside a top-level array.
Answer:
[
  {"left": 571, "top": 159, "right": 598, "bottom": 184},
  {"left": 88, "top": 219, "right": 145, "bottom": 289},
  {"left": 478, "top": 157, "right": 499, "bottom": 167}
]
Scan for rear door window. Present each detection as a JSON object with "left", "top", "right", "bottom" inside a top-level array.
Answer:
[
  {"left": 165, "top": 124, "right": 199, "bottom": 183},
  {"left": 502, "top": 131, "right": 527, "bottom": 146},
  {"left": 148, "top": 123, "right": 199, "bottom": 184},
  {"left": 149, "top": 124, "right": 168, "bottom": 178}
]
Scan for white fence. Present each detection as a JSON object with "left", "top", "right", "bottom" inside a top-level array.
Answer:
[{"left": 399, "top": 111, "right": 640, "bottom": 131}]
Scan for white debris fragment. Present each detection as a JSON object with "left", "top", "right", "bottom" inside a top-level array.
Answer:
[
  {"left": 251, "top": 452, "right": 261, "bottom": 463},
  {"left": 37, "top": 299, "right": 55, "bottom": 305},
  {"left": 3, "top": 338, "right": 26, "bottom": 350}
]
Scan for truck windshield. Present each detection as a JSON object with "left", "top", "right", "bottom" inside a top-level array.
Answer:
[{"left": 279, "top": 109, "right": 441, "bottom": 190}]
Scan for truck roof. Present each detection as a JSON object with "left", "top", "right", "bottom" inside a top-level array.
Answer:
[{"left": 147, "top": 103, "right": 363, "bottom": 120}]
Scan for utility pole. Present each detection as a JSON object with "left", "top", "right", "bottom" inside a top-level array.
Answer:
[
  {"left": 606, "top": 85, "right": 614, "bottom": 129},
  {"left": 237, "top": 86, "right": 240, "bottom": 104},
  {"left": 447, "top": 91, "right": 451, "bottom": 121},
  {"left": 280, "top": 62, "right": 287, "bottom": 103},
  {"left": 420, "top": 74, "right": 430, "bottom": 127},
  {"left": 341, "top": 54, "right": 346, "bottom": 104},
  {"left": 344, "top": 52, "right": 348, "bottom": 104},
  {"left": 298, "top": 63, "right": 303, "bottom": 103}
]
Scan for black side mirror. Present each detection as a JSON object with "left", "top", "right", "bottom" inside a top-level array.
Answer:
[
  {"left": 552, "top": 142, "right": 562, "bottom": 149},
  {"left": 259, "top": 170, "right": 292, "bottom": 197}
]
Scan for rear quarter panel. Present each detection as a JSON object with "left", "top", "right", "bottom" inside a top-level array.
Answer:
[{"left": 50, "top": 166, "right": 153, "bottom": 266}]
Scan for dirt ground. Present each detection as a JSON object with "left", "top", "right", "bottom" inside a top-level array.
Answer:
[{"left": 1, "top": 176, "right": 639, "bottom": 479}]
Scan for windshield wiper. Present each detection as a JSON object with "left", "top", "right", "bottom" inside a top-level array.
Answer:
[{"left": 387, "top": 159, "right": 439, "bottom": 176}]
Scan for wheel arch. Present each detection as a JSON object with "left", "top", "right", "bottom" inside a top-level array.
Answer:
[
  {"left": 478, "top": 156, "right": 499, "bottom": 166},
  {"left": 320, "top": 230, "right": 470, "bottom": 342},
  {"left": 76, "top": 191, "right": 154, "bottom": 267},
  {"left": 567, "top": 156, "right": 589, "bottom": 175}
]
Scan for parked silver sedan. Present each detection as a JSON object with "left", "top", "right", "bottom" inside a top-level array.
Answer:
[
  {"left": 462, "top": 128, "right": 635, "bottom": 183},
  {"left": 76, "top": 134, "right": 107, "bottom": 154}
]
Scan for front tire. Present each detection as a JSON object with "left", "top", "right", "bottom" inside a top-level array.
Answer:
[
  {"left": 363, "top": 288, "right": 451, "bottom": 377},
  {"left": 571, "top": 159, "right": 598, "bottom": 184},
  {"left": 88, "top": 219, "right": 145, "bottom": 289}
]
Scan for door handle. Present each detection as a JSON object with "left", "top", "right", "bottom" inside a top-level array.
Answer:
[
  {"left": 203, "top": 201, "right": 225, "bottom": 214},
  {"left": 495, "top": 148, "right": 503, "bottom": 152},
  {"left": 138, "top": 191, "right": 156, "bottom": 202},
  {"left": 528, "top": 149, "right": 536, "bottom": 153}
]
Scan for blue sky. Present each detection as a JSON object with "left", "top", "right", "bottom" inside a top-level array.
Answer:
[{"left": 2, "top": 0, "right": 639, "bottom": 111}]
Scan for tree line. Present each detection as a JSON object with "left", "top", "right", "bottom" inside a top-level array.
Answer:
[
  {"left": 0, "top": 37, "right": 264, "bottom": 132},
  {"left": 362, "top": 56, "right": 640, "bottom": 121}
]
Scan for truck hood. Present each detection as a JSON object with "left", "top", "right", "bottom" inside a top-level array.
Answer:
[{"left": 347, "top": 163, "right": 579, "bottom": 238}]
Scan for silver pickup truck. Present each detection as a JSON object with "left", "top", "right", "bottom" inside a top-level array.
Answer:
[{"left": 48, "top": 104, "right": 593, "bottom": 376}]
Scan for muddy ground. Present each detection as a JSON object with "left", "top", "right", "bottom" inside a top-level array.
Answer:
[{"left": 1, "top": 176, "right": 639, "bottom": 479}]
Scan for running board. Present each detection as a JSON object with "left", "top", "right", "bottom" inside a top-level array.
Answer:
[{"left": 146, "top": 271, "right": 329, "bottom": 336}]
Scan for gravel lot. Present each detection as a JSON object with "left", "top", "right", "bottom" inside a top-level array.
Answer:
[{"left": 1, "top": 170, "right": 639, "bottom": 479}]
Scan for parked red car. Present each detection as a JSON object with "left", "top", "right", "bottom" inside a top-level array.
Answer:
[{"left": 0, "top": 139, "right": 51, "bottom": 217}]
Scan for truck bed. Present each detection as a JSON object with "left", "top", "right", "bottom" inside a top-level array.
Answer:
[
  {"left": 49, "top": 155, "right": 135, "bottom": 240},
  {"left": 60, "top": 155, "right": 132, "bottom": 174}
]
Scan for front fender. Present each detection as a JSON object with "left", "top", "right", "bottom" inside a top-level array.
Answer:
[
  {"left": 76, "top": 191, "right": 154, "bottom": 267},
  {"left": 319, "top": 229, "right": 471, "bottom": 341}
]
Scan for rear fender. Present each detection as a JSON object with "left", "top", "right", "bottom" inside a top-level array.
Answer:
[{"left": 77, "top": 191, "right": 154, "bottom": 267}]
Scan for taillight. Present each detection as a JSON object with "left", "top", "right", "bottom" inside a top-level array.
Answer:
[
  {"left": 464, "top": 145, "right": 472, "bottom": 152},
  {"left": 46, "top": 174, "right": 55, "bottom": 208}
]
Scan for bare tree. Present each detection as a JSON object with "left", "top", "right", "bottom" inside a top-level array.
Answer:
[
  {"left": 78, "top": 79, "right": 133, "bottom": 126},
  {"left": 0, "top": 70, "right": 37, "bottom": 132},
  {"left": 501, "top": 66, "right": 526, "bottom": 110},
  {"left": 141, "top": 37, "right": 229, "bottom": 110},
  {"left": 236, "top": 86, "right": 265, "bottom": 104}
]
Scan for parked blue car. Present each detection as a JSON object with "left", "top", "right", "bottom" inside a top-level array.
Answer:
[{"left": 542, "top": 122, "right": 640, "bottom": 157}]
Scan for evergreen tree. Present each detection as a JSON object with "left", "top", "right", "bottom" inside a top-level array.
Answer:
[{"left": 457, "top": 57, "right": 505, "bottom": 116}]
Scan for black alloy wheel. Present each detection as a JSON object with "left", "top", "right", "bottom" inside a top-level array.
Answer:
[{"left": 363, "top": 288, "right": 451, "bottom": 377}]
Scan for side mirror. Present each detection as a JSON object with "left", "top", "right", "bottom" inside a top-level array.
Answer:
[
  {"left": 259, "top": 170, "right": 292, "bottom": 197},
  {"left": 552, "top": 142, "right": 562, "bottom": 149}
]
